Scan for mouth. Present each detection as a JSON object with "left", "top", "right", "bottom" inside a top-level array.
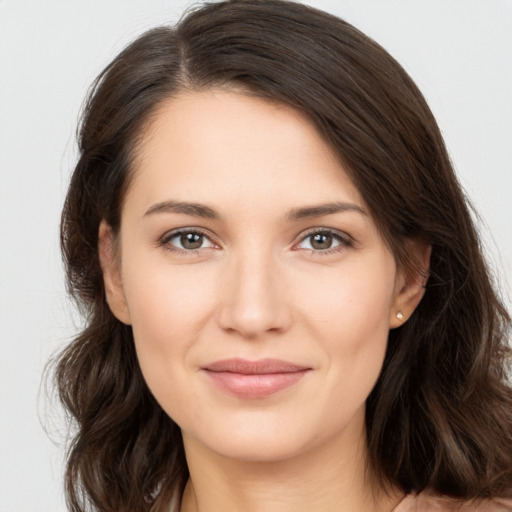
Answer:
[{"left": 201, "top": 358, "right": 311, "bottom": 399}]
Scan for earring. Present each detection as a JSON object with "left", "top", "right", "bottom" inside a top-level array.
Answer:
[{"left": 396, "top": 311, "right": 404, "bottom": 321}]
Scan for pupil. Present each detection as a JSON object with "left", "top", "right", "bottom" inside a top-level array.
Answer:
[
  {"left": 181, "top": 233, "right": 203, "bottom": 250},
  {"left": 312, "top": 233, "right": 332, "bottom": 250}
]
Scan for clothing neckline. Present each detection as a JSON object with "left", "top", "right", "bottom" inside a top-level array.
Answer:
[{"left": 391, "top": 492, "right": 416, "bottom": 512}]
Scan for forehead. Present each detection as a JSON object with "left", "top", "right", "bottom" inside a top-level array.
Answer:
[{"left": 125, "top": 89, "right": 365, "bottom": 216}]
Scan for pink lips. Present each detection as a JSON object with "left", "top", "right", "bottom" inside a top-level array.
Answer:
[{"left": 202, "top": 358, "right": 310, "bottom": 399}]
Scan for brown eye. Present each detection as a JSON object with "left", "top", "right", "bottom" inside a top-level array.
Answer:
[
  {"left": 180, "top": 232, "right": 204, "bottom": 250},
  {"left": 163, "top": 229, "right": 215, "bottom": 252},
  {"left": 310, "top": 233, "right": 334, "bottom": 250},
  {"left": 296, "top": 229, "right": 351, "bottom": 253}
]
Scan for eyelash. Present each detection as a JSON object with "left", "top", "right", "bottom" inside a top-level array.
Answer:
[
  {"left": 295, "top": 228, "right": 354, "bottom": 256},
  {"left": 158, "top": 227, "right": 354, "bottom": 256},
  {"left": 159, "top": 228, "right": 215, "bottom": 255}
]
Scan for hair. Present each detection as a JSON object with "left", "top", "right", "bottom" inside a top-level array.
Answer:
[{"left": 56, "top": 1, "right": 512, "bottom": 511}]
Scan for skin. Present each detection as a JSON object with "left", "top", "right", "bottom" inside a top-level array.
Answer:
[{"left": 99, "top": 89, "right": 428, "bottom": 512}]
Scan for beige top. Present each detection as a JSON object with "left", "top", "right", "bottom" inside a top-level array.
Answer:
[{"left": 393, "top": 491, "right": 512, "bottom": 512}]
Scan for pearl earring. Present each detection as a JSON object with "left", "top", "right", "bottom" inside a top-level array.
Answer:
[{"left": 396, "top": 312, "right": 404, "bottom": 320}]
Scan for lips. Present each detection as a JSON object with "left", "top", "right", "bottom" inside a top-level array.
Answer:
[{"left": 202, "top": 358, "right": 311, "bottom": 399}]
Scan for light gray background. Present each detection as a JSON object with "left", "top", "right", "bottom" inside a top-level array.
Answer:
[{"left": 0, "top": 1, "right": 510, "bottom": 511}]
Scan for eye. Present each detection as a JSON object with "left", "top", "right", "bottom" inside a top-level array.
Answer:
[
  {"left": 161, "top": 229, "right": 216, "bottom": 252},
  {"left": 296, "top": 229, "right": 352, "bottom": 254}
]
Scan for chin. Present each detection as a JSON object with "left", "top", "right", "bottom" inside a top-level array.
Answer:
[
  {"left": 181, "top": 406, "right": 362, "bottom": 465},
  {"left": 202, "top": 431, "right": 311, "bottom": 463}
]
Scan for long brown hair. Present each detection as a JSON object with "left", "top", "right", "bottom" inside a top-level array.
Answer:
[{"left": 56, "top": 1, "right": 512, "bottom": 511}]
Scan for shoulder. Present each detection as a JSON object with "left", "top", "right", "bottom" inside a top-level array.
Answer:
[{"left": 394, "top": 490, "right": 512, "bottom": 512}]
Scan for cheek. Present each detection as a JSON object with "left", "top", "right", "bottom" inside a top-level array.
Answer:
[
  {"left": 121, "top": 258, "right": 217, "bottom": 399},
  {"left": 124, "top": 258, "right": 216, "bottom": 339},
  {"left": 298, "top": 256, "right": 396, "bottom": 339},
  {"left": 295, "top": 257, "right": 396, "bottom": 396}
]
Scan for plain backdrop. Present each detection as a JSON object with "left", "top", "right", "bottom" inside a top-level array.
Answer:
[{"left": 0, "top": 1, "right": 510, "bottom": 510}]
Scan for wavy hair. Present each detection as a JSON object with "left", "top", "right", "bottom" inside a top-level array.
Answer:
[{"left": 56, "top": 1, "right": 512, "bottom": 510}]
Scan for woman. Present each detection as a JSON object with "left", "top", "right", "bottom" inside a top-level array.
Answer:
[{"left": 56, "top": 1, "right": 512, "bottom": 511}]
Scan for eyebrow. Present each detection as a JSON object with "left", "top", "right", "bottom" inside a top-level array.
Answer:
[
  {"left": 143, "top": 200, "right": 367, "bottom": 221},
  {"left": 286, "top": 201, "right": 367, "bottom": 221},
  {"left": 144, "top": 200, "right": 221, "bottom": 219}
]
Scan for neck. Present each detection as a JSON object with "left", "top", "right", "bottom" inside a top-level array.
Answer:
[{"left": 179, "top": 417, "right": 403, "bottom": 512}]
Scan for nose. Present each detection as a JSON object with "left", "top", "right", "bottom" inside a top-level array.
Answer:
[{"left": 216, "top": 249, "right": 292, "bottom": 339}]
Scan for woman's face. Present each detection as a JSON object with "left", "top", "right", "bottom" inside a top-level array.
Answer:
[{"left": 101, "top": 89, "right": 416, "bottom": 462}]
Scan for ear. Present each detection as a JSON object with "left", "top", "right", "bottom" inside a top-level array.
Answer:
[
  {"left": 389, "top": 241, "right": 431, "bottom": 329},
  {"left": 98, "top": 220, "right": 132, "bottom": 325}
]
